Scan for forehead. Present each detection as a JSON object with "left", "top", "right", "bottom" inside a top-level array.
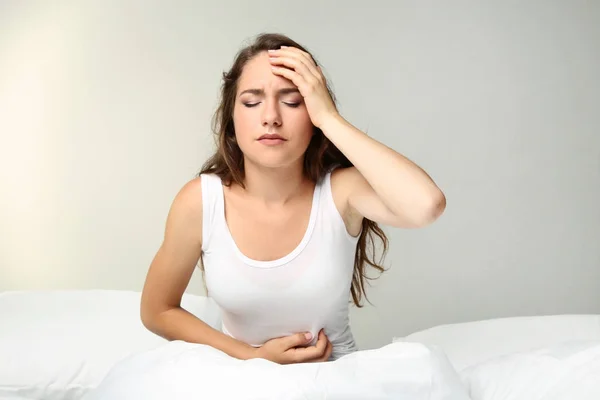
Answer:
[{"left": 237, "top": 52, "right": 293, "bottom": 93}]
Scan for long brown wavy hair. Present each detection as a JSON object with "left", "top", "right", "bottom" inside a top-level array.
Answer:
[{"left": 198, "top": 33, "right": 388, "bottom": 307}]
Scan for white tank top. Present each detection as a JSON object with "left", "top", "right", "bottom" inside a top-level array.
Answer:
[{"left": 200, "top": 170, "right": 360, "bottom": 360}]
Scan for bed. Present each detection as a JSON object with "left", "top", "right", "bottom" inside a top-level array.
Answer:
[{"left": 1, "top": 289, "right": 599, "bottom": 399}]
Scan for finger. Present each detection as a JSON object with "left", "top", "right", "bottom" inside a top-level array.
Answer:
[
  {"left": 269, "top": 57, "right": 321, "bottom": 92},
  {"left": 309, "top": 338, "right": 332, "bottom": 363},
  {"left": 288, "top": 346, "right": 322, "bottom": 363},
  {"left": 317, "top": 340, "right": 332, "bottom": 362},
  {"left": 283, "top": 332, "right": 313, "bottom": 349},
  {"left": 314, "top": 330, "right": 328, "bottom": 354},
  {"left": 279, "top": 46, "right": 318, "bottom": 70},
  {"left": 316, "top": 65, "right": 327, "bottom": 82},
  {"left": 323, "top": 339, "right": 333, "bottom": 361},
  {"left": 270, "top": 66, "right": 307, "bottom": 92},
  {"left": 311, "top": 339, "right": 332, "bottom": 363},
  {"left": 272, "top": 46, "right": 314, "bottom": 64},
  {"left": 287, "top": 333, "right": 327, "bottom": 362},
  {"left": 269, "top": 56, "right": 319, "bottom": 83},
  {"left": 276, "top": 46, "right": 327, "bottom": 84},
  {"left": 269, "top": 48, "right": 321, "bottom": 81}
]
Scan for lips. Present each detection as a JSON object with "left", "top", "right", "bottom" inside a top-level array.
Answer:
[{"left": 258, "top": 133, "right": 286, "bottom": 141}]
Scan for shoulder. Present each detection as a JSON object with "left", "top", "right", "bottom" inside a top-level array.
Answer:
[
  {"left": 164, "top": 176, "right": 204, "bottom": 241},
  {"left": 172, "top": 176, "right": 203, "bottom": 214}
]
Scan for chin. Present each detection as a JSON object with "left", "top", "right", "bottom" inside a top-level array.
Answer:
[{"left": 246, "top": 153, "right": 303, "bottom": 170}]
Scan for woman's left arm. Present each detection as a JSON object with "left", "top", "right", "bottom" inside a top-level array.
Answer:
[{"left": 320, "top": 115, "right": 446, "bottom": 228}]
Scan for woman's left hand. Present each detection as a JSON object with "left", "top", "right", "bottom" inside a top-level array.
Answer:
[{"left": 268, "top": 46, "right": 339, "bottom": 129}]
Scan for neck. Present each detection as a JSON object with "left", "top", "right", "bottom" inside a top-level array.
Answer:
[{"left": 241, "top": 159, "right": 309, "bottom": 204}]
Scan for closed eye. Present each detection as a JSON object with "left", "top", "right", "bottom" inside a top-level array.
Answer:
[{"left": 243, "top": 102, "right": 301, "bottom": 108}]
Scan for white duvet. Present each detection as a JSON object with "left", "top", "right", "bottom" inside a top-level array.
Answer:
[
  {"left": 462, "top": 340, "right": 600, "bottom": 400},
  {"left": 83, "top": 341, "right": 470, "bottom": 400},
  {"left": 83, "top": 339, "right": 600, "bottom": 400}
]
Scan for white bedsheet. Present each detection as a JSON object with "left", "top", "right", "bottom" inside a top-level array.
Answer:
[
  {"left": 83, "top": 341, "right": 470, "bottom": 400},
  {"left": 462, "top": 340, "right": 600, "bottom": 400}
]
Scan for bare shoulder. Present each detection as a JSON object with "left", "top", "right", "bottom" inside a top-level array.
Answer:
[
  {"left": 165, "top": 176, "right": 203, "bottom": 244},
  {"left": 329, "top": 167, "right": 363, "bottom": 236},
  {"left": 172, "top": 176, "right": 203, "bottom": 215}
]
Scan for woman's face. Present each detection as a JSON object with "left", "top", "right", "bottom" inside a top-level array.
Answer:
[{"left": 232, "top": 51, "right": 314, "bottom": 170}]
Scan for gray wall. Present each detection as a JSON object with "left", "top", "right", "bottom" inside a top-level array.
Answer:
[{"left": 1, "top": 0, "right": 598, "bottom": 351}]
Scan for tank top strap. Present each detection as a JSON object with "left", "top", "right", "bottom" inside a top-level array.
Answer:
[
  {"left": 200, "top": 173, "right": 224, "bottom": 253},
  {"left": 320, "top": 167, "right": 340, "bottom": 220}
]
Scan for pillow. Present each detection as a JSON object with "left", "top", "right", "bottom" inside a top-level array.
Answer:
[
  {"left": 393, "top": 315, "right": 600, "bottom": 371},
  {"left": 0, "top": 289, "right": 221, "bottom": 400},
  {"left": 461, "top": 340, "right": 600, "bottom": 400}
]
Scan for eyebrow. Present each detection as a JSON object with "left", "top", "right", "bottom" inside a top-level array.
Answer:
[{"left": 239, "top": 88, "right": 300, "bottom": 96}]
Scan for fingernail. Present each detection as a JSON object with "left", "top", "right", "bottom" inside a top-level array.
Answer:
[
  {"left": 305, "top": 332, "right": 312, "bottom": 340},
  {"left": 268, "top": 49, "right": 275, "bottom": 53}
]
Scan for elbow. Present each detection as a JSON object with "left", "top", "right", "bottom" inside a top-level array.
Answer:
[
  {"left": 410, "top": 189, "right": 446, "bottom": 228},
  {"left": 140, "top": 302, "right": 154, "bottom": 332},
  {"left": 431, "top": 189, "right": 446, "bottom": 218},
  {"left": 140, "top": 296, "right": 164, "bottom": 333},
  {"left": 140, "top": 298, "right": 179, "bottom": 337},
  {"left": 424, "top": 189, "right": 446, "bottom": 225}
]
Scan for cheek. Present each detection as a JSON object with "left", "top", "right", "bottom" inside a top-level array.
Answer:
[
  {"left": 232, "top": 108, "right": 255, "bottom": 139},
  {"left": 287, "top": 109, "right": 314, "bottom": 135}
]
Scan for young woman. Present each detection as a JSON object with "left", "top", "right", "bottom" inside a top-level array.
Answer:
[{"left": 140, "top": 33, "right": 446, "bottom": 364}]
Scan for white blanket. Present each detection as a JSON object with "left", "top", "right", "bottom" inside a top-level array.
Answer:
[
  {"left": 83, "top": 341, "right": 470, "bottom": 400},
  {"left": 462, "top": 340, "right": 600, "bottom": 400}
]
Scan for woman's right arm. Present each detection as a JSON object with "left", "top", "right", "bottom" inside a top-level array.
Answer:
[{"left": 140, "top": 176, "right": 255, "bottom": 360}]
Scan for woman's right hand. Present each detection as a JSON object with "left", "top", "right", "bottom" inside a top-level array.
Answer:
[{"left": 254, "top": 329, "right": 333, "bottom": 364}]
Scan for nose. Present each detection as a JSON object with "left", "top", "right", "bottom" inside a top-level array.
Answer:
[{"left": 261, "top": 98, "right": 282, "bottom": 128}]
